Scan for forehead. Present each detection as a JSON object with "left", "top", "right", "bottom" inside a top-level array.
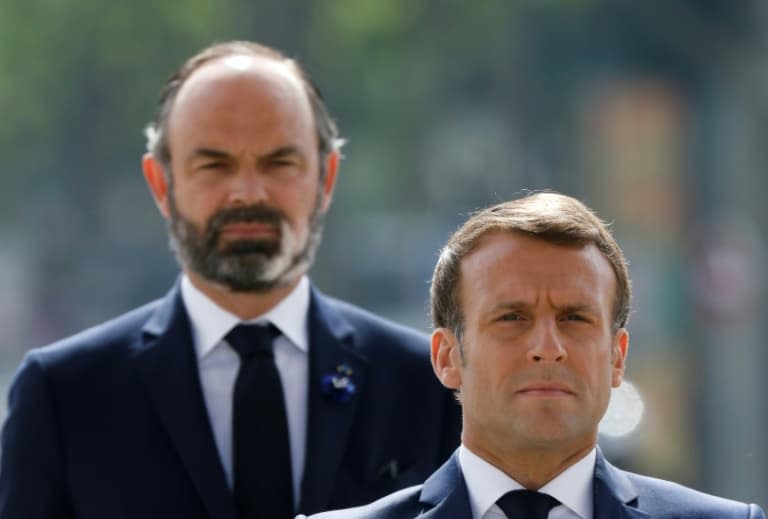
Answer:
[
  {"left": 458, "top": 232, "right": 617, "bottom": 314},
  {"left": 167, "top": 55, "right": 315, "bottom": 152}
]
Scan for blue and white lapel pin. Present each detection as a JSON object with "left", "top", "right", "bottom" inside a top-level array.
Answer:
[{"left": 320, "top": 363, "right": 357, "bottom": 403}]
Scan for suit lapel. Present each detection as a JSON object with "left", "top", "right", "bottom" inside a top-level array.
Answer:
[
  {"left": 412, "top": 449, "right": 653, "bottom": 519},
  {"left": 593, "top": 448, "right": 651, "bottom": 519},
  {"left": 415, "top": 448, "right": 651, "bottom": 519},
  {"left": 416, "top": 454, "right": 472, "bottom": 519},
  {"left": 299, "top": 289, "right": 368, "bottom": 513},
  {"left": 133, "top": 284, "right": 237, "bottom": 519}
]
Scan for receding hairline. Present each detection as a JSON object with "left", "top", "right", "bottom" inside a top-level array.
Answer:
[
  {"left": 145, "top": 41, "right": 344, "bottom": 174},
  {"left": 168, "top": 54, "right": 310, "bottom": 122},
  {"left": 163, "top": 54, "right": 318, "bottom": 165},
  {"left": 178, "top": 53, "right": 305, "bottom": 93}
]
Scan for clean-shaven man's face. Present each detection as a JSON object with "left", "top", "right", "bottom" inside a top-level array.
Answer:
[{"left": 433, "top": 231, "right": 628, "bottom": 456}]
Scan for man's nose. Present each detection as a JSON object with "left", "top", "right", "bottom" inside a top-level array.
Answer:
[
  {"left": 526, "top": 320, "right": 567, "bottom": 363},
  {"left": 228, "top": 169, "right": 269, "bottom": 206}
]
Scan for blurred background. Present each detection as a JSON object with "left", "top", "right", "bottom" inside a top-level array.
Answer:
[{"left": 0, "top": 0, "right": 765, "bottom": 509}]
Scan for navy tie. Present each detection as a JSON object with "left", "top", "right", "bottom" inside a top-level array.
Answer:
[
  {"left": 227, "top": 324, "right": 293, "bottom": 519},
  {"left": 496, "top": 489, "right": 560, "bottom": 519}
]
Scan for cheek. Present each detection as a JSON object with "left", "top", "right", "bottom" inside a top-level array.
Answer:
[
  {"left": 572, "top": 347, "right": 614, "bottom": 386},
  {"left": 464, "top": 348, "right": 515, "bottom": 395},
  {"left": 183, "top": 181, "right": 244, "bottom": 224},
  {"left": 598, "top": 359, "right": 620, "bottom": 400},
  {"left": 273, "top": 178, "right": 320, "bottom": 213}
]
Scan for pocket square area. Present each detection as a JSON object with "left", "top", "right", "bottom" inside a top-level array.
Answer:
[{"left": 376, "top": 459, "right": 400, "bottom": 480}]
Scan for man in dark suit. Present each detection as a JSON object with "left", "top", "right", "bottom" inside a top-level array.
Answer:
[
  {"left": 305, "top": 192, "right": 765, "bottom": 519},
  {"left": 0, "top": 41, "right": 460, "bottom": 519}
]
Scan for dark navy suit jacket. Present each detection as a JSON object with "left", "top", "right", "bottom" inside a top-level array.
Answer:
[
  {"left": 0, "top": 282, "right": 461, "bottom": 519},
  {"left": 305, "top": 450, "right": 766, "bottom": 519}
]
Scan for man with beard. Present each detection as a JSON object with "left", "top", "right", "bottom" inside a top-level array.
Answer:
[{"left": 0, "top": 41, "right": 460, "bottom": 519}]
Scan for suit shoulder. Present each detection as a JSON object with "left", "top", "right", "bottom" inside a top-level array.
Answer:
[
  {"left": 23, "top": 299, "right": 161, "bottom": 370},
  {"left": 626, "top": 471, "right": 765, "bottom": 517},
  {"left": 303, "top": 484, "right": 423, "bottom": 519},
  {"left": 318, "top": 294, "right": 430, "bottom": 350}
]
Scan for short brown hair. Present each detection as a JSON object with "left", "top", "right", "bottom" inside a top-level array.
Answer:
[
  {"left": 144, "top": 40, "right": 342, "bottom": 177},
  {"left": 430, "top": 192, "right": 631, "bottom": 339}
]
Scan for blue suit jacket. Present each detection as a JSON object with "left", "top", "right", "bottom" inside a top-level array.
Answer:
[
  {"left": 0, "top": 282, "right": 461, "bottom": 519},
  {"left": 305, "top": 450, "right": 766, "bottom": 518}
]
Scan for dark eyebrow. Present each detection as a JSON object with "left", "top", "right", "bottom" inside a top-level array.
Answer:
[
  {"left": 188, "top": 148, "right": 232, "bottom": 164},
  {"left": 489, "top": 301, "right": 599, "bottom": 315},
  {"left": 261, "top": 145, "right": 305, "bottom": 162},
  {"left": 185, "top": 145, "right": 306, "bottom": 167}
]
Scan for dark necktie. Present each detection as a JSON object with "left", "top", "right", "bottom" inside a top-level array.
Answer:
[
  {"left": 227, "top": 324, "right": 293, "bottom": 519},
  {"left": 496, "top": 489, "right": 560, "bottom": 519}
]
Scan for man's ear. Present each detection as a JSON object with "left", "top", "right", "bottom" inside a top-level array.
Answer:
[
  {"left": 319, "top": 150, "right": 339, "bottom": 213},
  {"left": 611, "top": 328, "right": 629, "bottom": 388},
  {"left": 142, "top": 153, "right": 171, "bottom": 219},
  {"left": 431, "top": 328, "right": 463, "bottom": 390}
]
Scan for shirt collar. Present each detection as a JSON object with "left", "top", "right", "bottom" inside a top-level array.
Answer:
[
  {"left": 458, "top": 444, "right": 595, "bottom": 519},
  {"left": 180, "top": 274, "right": 311, "bottom": 359},
  {"left": 539, "top": 447, "right": 595, "bottom": 519}
]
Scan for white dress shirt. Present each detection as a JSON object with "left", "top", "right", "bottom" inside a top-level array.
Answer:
[
  {"left": 180, "top": 274, "right": 310, "bottom": 508},
  {"left": 458, "top": 444, "right": 595, "bottom": 519}
]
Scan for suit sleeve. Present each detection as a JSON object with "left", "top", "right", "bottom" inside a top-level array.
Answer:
[{"left": 0, "top": 356, "right": 74, "bottom": 519}]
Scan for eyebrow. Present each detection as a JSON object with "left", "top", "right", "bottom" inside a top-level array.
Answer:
[
  {"left": 557, "top": 303, "right": 600, "bottom": 315},
  {"left": 188, "top": 148, "right": 232, "bottom": 164},
  {"left": 489, "top": 301, "right": 532, "bottom": 314},
  {"left": 489, "top": 301, "right": 599, "bottom": 314},
  {"left": 260, "top": 145, "right": 305, "bottom": 162},
  {"left": 186, "top": 146, "right": 306, "bottom": 165}
]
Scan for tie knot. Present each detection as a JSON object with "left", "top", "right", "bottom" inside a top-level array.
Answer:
[
  {"left": 496, "top": 489, "right": 560, "bottom": 519},
  {"left": 226, "top": 323, "right": 279, "bottom": 360}
]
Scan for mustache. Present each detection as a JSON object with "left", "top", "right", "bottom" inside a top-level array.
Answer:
[{"left": 207, "top": 204, "right": 286, "bottom": 234}]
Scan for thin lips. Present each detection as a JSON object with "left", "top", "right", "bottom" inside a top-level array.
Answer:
[{"left": 517, "top": 382, "right": 575, "bottom": 395}]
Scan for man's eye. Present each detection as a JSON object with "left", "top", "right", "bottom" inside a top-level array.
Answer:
[
  {"left": 271, "top": 159, "right": 298, "bottom": 168},
  {"left": 200, "top": 162, "right": 226, "bottom": 170},
  {"left": 565, "top": 314, "right": 586, "bottom": 322},
  {"left": 499, "top": 313, "right": 522, "bottom": 321}
]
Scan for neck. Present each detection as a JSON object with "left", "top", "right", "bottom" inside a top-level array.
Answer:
[
  {"left": 185, "top": 270, "right": 302, "bottom": 320},
  {"left": 462, "top": 434, "right": 596, "bottom": 490}
]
